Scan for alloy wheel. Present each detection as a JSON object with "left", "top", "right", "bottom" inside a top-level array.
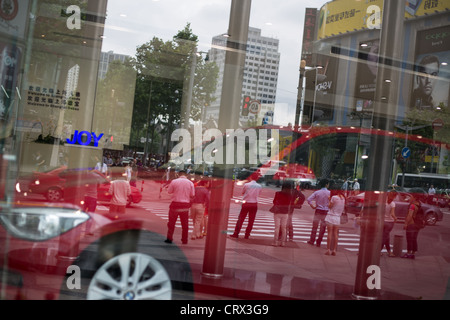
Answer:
[
  {"left": 87, "top": 253, "right": 172, "bottom": 300},
  {"left": 46, "top": 188, "right": 63, "bottom": 202}
]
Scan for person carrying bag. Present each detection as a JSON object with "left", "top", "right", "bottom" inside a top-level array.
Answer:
[{"left": 271, "top": 181, "right": 296, "bottom": 246}]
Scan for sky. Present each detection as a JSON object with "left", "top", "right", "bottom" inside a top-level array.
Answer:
[{"left": 100, "top": 0, "right": 320, "bottom": 125}]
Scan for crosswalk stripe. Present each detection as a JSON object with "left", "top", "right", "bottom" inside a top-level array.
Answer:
[
  {"left": 231, "top": 196, "right": 274, "bottom": 205},
  {"left": 129, "top": 201, "right": 363, "bottom": 252}
]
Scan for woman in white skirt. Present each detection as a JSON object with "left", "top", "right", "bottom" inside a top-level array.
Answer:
[{"left": 324, "top": 189, "right": 346, "bottom": 255}]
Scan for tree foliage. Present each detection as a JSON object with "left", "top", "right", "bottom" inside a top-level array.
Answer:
[{"left": 129, "top": 23, "right": 219, "bottom": 153}]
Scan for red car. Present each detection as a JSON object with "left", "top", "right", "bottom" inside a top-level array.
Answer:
[
  {"left": 434, "top": 190, "right": 450, "bottom": 208},
  {"left": 0, "top": 202, "right": 190, "bottom": 300},
  {"left": 17, "top": 166, "right": 142, "bottom": 207},
  {"left": 345, "top": 191, "right": 444, "bottom": 226}
]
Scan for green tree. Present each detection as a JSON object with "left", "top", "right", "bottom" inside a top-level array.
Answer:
[
  {"left": 399, "top": 105, "right": 450, "bottom": 174},
  {"left": 404, "top": 105, "right": 450, "bottom": 146},
  {"left": 130, "top": 23, "right": 219, "bottom": 156}
]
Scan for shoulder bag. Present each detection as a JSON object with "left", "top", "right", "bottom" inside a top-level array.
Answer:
[{"left": 340, "top": 212, "right": 348, "bottom": 224}]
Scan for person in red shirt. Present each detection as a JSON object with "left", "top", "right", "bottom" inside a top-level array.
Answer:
[
  {"left": 271, "top": 180, "right": 297, "bottom": 246},
  {"left": 402, "top": 196, "right": 421, "bottom": 259}
]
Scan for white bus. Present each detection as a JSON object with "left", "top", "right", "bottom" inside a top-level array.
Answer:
[{"left": 395, "top": 173, "right": 450, "bottom": 191}]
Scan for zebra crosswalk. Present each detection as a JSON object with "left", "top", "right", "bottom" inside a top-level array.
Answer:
[
  {"left": 138, "top": 200, "right": 363, "bottom": 252},
  {"left": 228, "top": 209, "right": 361, "bottom": 251},
  {"left": 231, "top": 195, "right": 274, "bottom": 205}
]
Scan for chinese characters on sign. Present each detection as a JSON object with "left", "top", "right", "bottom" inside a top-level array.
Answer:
[
  {"left": 26, "top": 86, "right": 81, "bottom": 111},
  {"left": 325, "top": 9, "right": 356, "bottom": 25},
  {"left": 301, "top": 8, "right": 317, "bottom": 66}
]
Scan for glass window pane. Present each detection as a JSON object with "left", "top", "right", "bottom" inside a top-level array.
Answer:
[{"left": 0, "top": 0, "right": 448, "bottom": 302}]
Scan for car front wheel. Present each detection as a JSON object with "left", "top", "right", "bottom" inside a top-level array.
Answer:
[
  {"left": 425, "top": 212, "right": 437, "bottom": 226},
  {"left": 87, "top": 252, "right": 172, "bottom": 300}
]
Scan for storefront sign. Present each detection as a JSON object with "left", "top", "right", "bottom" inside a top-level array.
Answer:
[
  {"left": 354, "top": 39, "right": 379, "bottom": 114},
  {"left": 410, "top": 25, "right": 450, "bottom": 111},
  {"left": 0, "top": 0, "right": 27, "bottom": 39},
  {"left": 66, "top": 5, "right": 81, "bottom": 30},
  {"left": 317, "top": 0, "right": 450, "bottom": 40},
  {"left": 66, "top": 130, "right": 104, "bottom": 147},
  {"left": 317, "top": 0, "right": 384, "bottom": 39},
  {"left": 26, "top": 87, "right": 81, "bottom": 111},
  {"left": 301, "top": 8, "right": 317, "bottom": 66}
]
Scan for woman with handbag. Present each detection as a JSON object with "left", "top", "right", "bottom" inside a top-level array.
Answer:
[
  {"left": 402, "top": 196, "right": 422, "bottom": 259},
  {"left": 190, "top": 179, "right": 210, "bottom": 240},
  {"left": 286, "top": 184, "right": 305, "bottom": 241},
  {"left": 271, "top": 181, "right": 296, "bottom": 246},
  {"left": 324, "top": 189, "right": 346, "bottom": 255},
  {"left": 381, "top": 191, "right": 398, "bottom": 257}
]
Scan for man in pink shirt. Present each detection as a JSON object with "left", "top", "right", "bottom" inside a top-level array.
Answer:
[
  {"left": 108, "top": 175, "right": 131, "bottom": 215},
  {"left": 165, "top": 170, "right": 195, "bottom": 244}
]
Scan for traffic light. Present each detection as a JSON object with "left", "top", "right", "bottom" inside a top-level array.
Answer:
[{"left": 242, "top": 96, "right": 251, "bottom": 116}]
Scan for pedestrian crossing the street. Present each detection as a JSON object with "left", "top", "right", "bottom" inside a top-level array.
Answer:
[{"left": 140, "top": 201, "right": 362, "bottom": 252}]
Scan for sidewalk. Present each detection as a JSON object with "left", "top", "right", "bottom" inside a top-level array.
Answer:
[
  {"left": 146, "top": 180, "right": 450, "bottom": 300},
  {"left": 179, "top": 233, "right": 450, "bottom": 300}
]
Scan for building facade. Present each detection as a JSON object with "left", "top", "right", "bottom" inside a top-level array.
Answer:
[
  {"left": 98, "top": 50, "right": 131, "bottom": 79},
  {"left": 206, "top": 27, "right": 280, "bottom": 125},
  {"left": 299, "top": 0, "right": 450, "bottom": 179}
]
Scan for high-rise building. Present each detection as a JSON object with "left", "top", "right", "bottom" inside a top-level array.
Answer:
[
  {"left": 205, "top": 27, "right": 280, "bottom": 125},
  {"left": 98, "top": 50, "right": 130, "bottom": 79}
]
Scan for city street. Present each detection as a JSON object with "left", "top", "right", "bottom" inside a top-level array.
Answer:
[
  {"left": 106, "top": 179, "right": 450, "bottom": 260},
  {"left": 15, "top": 177, "right": 450, "bottom": 300},
  {"left": 88, "top": 178, "right": 450, "bottom": 300}
]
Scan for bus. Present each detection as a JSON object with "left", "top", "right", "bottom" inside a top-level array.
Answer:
[{"left": 395, "top": 173, "right": 450, "bottom": 191}]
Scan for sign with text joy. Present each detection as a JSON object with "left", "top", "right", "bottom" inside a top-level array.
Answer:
[{"left": 66, "top": 130, "right": 104, "bottom": 147}]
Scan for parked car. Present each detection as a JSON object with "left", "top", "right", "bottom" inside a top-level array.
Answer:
[
  {"left": 17, "top": 166, "right": 69, "bottom": 202},
  {"left": 406, "top": 187, "right": 428, "bottom": 202},
  {"left": 345, "top": 191, "right": 443, "bottom": 226},
  {"left": 0, "top": 203, "right": 191, "bottom": 300},
  {"left": 235, "top": 167, "right": 259, "bottom": 181},
  {"left": 269, "top": 164, "right": 317, "bottom": 189},
  {"left": 17, "top": 166, "right": 142, "bottom": 207},
  {"left": 435, "top": 190, "right": 450, "bottom": 208}
]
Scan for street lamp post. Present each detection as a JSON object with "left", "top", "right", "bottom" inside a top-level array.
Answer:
[
  {"left": 295, "top": 62, "right": 323, "bottom": 127},
  {"left": 304, "top": 65, "right": 323, "bottom": 125},
  {"left": 352, "top": 106, "right": 365, "bottom": 179},
  {"left": 184, "top": 50, "right": 209, "bottom": 129},
  {"left": 184, "top": 50, "right": 197, "bottom": 129},
  {"left": 143, "top": 80, "right": 153, "bottom": 165},
  {"left": 294, "top": 60, "right": 306, "bottom": 128},
  {"left": 202, "top": 0, "right": 252, "bottom": 278},
  {"left": 301, "top": 65, "right": 323, "bottom": 175}
]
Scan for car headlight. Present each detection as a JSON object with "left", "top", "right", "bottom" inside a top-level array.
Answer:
[{"left": 0, "top": 207, "right": 90, "bottom": 241}]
